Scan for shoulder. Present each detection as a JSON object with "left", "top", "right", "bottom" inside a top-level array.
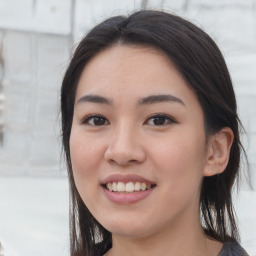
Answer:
[{"left": 218, "top": 241, "right": 249, "bottom": 256}]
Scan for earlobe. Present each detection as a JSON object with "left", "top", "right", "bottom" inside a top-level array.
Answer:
[{"left": 204, "top": 127, "right": 234, "bottom": 177}]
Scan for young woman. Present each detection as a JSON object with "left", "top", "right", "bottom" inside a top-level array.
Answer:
[{"left": 61, "top": 10, "right": 249, "bottom": 256}]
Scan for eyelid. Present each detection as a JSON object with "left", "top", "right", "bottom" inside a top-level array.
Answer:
[
  {"left": 144, "top": 113, "right": 177, "bottom": 125},
  {"left": 81, "top": 114, "right": 109, "bottom": 126},
  {"left": 80, "top": 113, "right": 176, "bottom": 126}
]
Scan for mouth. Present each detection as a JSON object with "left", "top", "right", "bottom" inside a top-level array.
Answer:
[
  {"left": 103, "top": 181, "right": 156, "bottom": 193},
  {"left": 101, "top": 174, "right": 156, "bottom": 203}
]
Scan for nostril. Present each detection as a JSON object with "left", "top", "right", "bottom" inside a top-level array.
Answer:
[{"left": 104, "top": 140, "right": 146, "bottom": 165}]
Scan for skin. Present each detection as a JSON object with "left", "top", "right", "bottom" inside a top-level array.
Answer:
[{"left": 70, "top": 45, "right": 233, "bottom": 256}]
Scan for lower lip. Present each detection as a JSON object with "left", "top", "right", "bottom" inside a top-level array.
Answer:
[{"left": 102, "top": 186, "right": 155, "bottom": 204}]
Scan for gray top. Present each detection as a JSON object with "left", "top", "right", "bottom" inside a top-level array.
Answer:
[{"left": 97, "top": 240, "right": 249, "bottom": 256}]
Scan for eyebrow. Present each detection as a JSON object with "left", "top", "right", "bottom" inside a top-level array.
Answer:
[
  {"left": 138, "top": 94, "right": 185, "bottom": 106},
  {"left": 76, "top": 94, "right": 185, "bottom": 106},
  {"left": 76, "top": 95, "right": 113, "bottom": 105}
]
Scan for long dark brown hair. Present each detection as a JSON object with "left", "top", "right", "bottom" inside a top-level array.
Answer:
[{"left": 61, "top": 10, "right": 245, "bottom": 256}]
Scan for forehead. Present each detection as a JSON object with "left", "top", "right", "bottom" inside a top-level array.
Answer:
[{"left": 75, "top": 45, "right": 197, "bottom": 107}]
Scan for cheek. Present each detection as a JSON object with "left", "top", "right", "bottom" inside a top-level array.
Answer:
[
  {"left": 69, "top": 129, "right": 104, "bottom": 180},
  {"left": 148, "top": 137, "right": 205, "bottom": 219},
  {"left": 149, "top": 128, "right": 206, "bottom": 188},
  {"left": 69, "top": 130, "right": 105, "bottom": 209}
]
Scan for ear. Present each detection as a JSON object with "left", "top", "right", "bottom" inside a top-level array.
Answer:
[{"left": 204, "top": 127, "right": 234, "bottom": 177}]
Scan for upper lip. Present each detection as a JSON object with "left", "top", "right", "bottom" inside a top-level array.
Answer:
[{"left": 101, "top": 174, "right": 156, "bottom": 185}]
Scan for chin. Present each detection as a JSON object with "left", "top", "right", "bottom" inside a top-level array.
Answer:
[
  {"left": 111, "top": 228, "right": 150, "bottom": 239},
  {"left": 100, "top": 217, "right": 156, "bottom": 239}
]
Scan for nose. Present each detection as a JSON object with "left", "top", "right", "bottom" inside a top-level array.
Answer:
[{"left": 104, "top": 123, "right": 146, "bottom": 166}]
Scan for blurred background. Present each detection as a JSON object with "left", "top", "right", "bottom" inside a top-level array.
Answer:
[{"left": 0, "top": 0, "right": 255, "bottom": 255}]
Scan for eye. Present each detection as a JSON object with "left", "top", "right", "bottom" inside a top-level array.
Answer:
[
  {"left": 82, "top": 115, "right": 109, "bottom": 126},
  {"left": 145, "top": 114, "right": 176, "bottom": 126}
]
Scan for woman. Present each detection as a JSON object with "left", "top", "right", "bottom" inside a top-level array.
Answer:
[{"left": 61, "top": 10, "right": 249, "bottom": 256}]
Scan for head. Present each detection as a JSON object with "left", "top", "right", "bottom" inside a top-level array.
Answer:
[{"left": 61, "top": 10, "right": 243, "bottom": 256}]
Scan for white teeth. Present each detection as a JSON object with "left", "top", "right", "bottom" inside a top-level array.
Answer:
[
  {"left": 112, "top": 182, "right": 117, "bottom": 192},
  {"left": 141, "top": 183, "right": 147, "bottom": 191},
  {"left": 125, "top": 182, "right": 134, "bottom": 192},
  {"left": 105, "top": 181, "right": 153, "bottom": 193},
  {"left": 106, "top": 183, "right": 112, "bottom": 191},
  {"left": 117, "top": 182, "right": 125, "bottom": 192},
  {"left": 134, "top": 182, "right": 141, "bottom": 191}
]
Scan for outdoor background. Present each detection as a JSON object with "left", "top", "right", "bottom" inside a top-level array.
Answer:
[{"left": 0, "top": 0, "right": 255, "bottom": 255}]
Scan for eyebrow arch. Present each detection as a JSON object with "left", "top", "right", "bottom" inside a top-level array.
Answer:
[
  {"left": 138, "top": 94, "right": 185, "bottom": 106},
  {"left": 76, "top": 95, "right": 113, "bottom": 105}
]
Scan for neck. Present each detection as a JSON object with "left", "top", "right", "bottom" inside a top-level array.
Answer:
[{"left": 105, "top": 212, "right": 222, "bottom": 256}]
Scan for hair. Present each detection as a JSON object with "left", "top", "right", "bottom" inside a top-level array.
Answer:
[{"left": 61, "top": 10, "right": 245, "bottom": 256}]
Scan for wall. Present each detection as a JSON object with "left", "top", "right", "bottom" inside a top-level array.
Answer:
[
  {"left": 0, "top": 0, "right": 255, "bottom": 185},
  {"left": 0, "top": 1, "right": 72, "bottom": 175}
]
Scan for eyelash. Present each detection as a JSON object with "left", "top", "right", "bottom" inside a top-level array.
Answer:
[
  {"left": 145, "top": 114, "right": 176, "bottom": 126},
  {"left": 81, "top": 114, "right": 176, "bottom": 126},
  {"left": 81, "top": 114, "right": 109, "bottom": 126}
]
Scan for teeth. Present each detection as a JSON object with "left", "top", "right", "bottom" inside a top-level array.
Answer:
[
  {"left": 105, "top": 181, "right": 153, "bottom": 193},
  {"left": 112, "top": 182, "right": 117, "bottom": 192},
  {"left": 106, "top": 183, "right": 112, "bottom": 191},
  {"left": 134, "top": 182, "right": 140, "bottom": 191},
  {"left": 117, "top": 182, "right": 125, "bottom": 192},
  {"left": 125, "top": 182, "right": 134, "bottom": 192},
  {"left": 141, "top": 183, "right": 146, "bottom": 191}
]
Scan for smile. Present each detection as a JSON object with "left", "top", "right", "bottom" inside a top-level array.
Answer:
[
  {"left": 101, "top": 174, "right": 156, "bottom": 203},
  {"left": 104, "top": 181, "right": 155, "bottom": 193}
]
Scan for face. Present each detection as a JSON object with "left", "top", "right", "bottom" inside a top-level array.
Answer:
[{"left": 70, "top": 45, "right": 209, "bottom": 239}]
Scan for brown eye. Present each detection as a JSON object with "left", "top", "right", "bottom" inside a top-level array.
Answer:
[
  {"left": 82, "top": 115, "right": 109, "bottom": 126},
  {"left": 145, "top": 115, "right": 176, "bottom": 126}
]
